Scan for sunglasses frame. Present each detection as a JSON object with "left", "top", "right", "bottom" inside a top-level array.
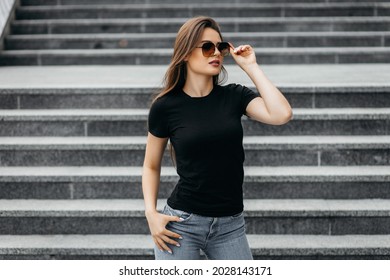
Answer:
[{"left": 195, "top": 41, "right": 231, "bottom": 57}]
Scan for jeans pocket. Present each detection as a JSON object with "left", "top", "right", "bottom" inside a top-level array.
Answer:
[
  {"left": 230, "top": 211, "right": 244, "bottom": 220},
  {"left": 165, "top": 205, "right": 193, "bottom": 222}
]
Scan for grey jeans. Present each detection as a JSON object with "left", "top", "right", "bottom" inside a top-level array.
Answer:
[{"left": 154, "top": 204, "right": 253, "bottom": 260}]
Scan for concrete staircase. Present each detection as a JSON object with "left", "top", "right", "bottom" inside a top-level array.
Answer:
[
  {"left": 1, "top": 0, "right": 390, "bottom": 64},
  {"left": 0, "top": 0, "right": 390, "bottom": 259}
]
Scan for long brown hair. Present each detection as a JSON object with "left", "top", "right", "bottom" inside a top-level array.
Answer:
[{"left": 151, "top": 16, "right": 228, "bottom": 168}]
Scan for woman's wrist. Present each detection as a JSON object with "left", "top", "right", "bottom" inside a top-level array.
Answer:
[
  {"left": 145, "top": 208, "right": 158, "bottom": 217},
  {"left": 241, "top": 62, "right": 261, "bottom": 74}
]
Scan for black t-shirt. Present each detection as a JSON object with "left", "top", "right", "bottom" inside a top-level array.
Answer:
[{"left": 148, "top": 83, "right": 260, "bottom": 217}]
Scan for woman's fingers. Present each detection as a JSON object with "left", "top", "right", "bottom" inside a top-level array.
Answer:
[
  {"left": 233, "top": 45, "right": 251, "bottom": 55},
  {"left": 153, "top": 230, "right": 181, "bottom": 254},
  {"left": 167, "top": 215, "right": 182, "bottom": 223},
  {"left": 161, "top": 234, "right": 181, "bottom": 247},
  {"left": 228, "top": 43, "right": 257, "bottom": 67},
  {"left": 155, "top": 237, "right": 172, "bottom": 254},
  {"left": 165, "top": 228, "right": 183, "bottom": 240}
]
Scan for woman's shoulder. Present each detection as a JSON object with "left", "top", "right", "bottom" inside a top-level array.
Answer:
[
  {"left": 150, "top": 88, "right": 179, "bottom": 110},
  {"left": 220, "top": 83, "right": 247, "bottom": 92}
]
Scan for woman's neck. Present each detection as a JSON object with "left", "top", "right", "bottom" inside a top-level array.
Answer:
[{"left": 183, "top": 75, "right": 214, "bottom": 98}]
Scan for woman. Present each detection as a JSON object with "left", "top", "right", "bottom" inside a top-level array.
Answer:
[{"left": 142, "top": 16, "right": 292, "bottom": 260}]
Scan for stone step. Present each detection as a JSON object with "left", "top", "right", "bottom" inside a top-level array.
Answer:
[
  {"left": 21, "top": 0, "right": 390, "bottom": 6},
  {"left": 5, "top": 31, "right": 390, "bottom": 50},
  {"left": 1, "top": 65, "right": 389, "bottom": 108},
  {"left": 14, "top": 3, "right": 390, "bottom": 20},
  {"left": 11, "top": 17, "right": 390, "bottom": 34},
  {"left": 1, "top": 234, "right": 390, "bottom": 260},
  {"left": 2, "top": 85, "right": 390, "bottom": 110},
  {"left": 0, "top": 108, "right": 389, "bottom": 136},
  {"left": 0, "top": 166, "right": 389, "bottom": 200},
  {"left": 1, "top": 47, "right": 390, "bottom": 65},
  {"left": 1, "top": 199, "right": 390, "bottom": 234},
  {"left": 1, "top": 136, "right": 389, "bottom": 166},
  {"left": 12, "top": 17, "right": 390, "bottom": 35}
]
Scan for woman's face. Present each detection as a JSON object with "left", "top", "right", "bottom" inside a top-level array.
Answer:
[{"left": 185, "top": 28, "right": 225, "bottom": 78}]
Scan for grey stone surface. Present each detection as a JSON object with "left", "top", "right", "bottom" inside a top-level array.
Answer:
[
  {"left": 243, "top": 182, "right": 390, "bottom": 199},
  {"left": 11, "top": 17, "right": 390, "bottom": 35},
  {"left": 0, "top": 199, "right": 390, "bottom": 234},
  {"left": 18, "top": 0, "right": 390, "bottom": 5},
  {"left": 1, "top": 165, "right": 389, "bottom": 182},
  {"left": 1, "top": 198, "right": 390, "bottom": 217},
  {"left": 331, "top": 217, "right": 390, "bottom": 235},
  {"left": 18, "top": 93, "right": 151, "bottom": 109},
  {"left": 0, "top": 121, "right": 86, "bottom": 136},
  {"left": 0, "top": 216, "right": 149, "bottom": 234},
  {"left": 0, "top": 150, "right": 151, "bottom": 166},
  {"left": 243, "top": 119, "right": 389, "bottom": 136},
  {"left": 321, "top": 149, "right": 390, "bottom": 166},
  {"left": 0, "top": 65, "right": 389, "bottom": 88},
  {"left": 14, "top": 3, "right": 386, "bottom": 20},
  {"left": 0, "top": 0, "right": 16, "bottom": 42},
  {"left": 1, "top": 234, "right": 390, "bottom": 259},
  {"left": 1, "top": 86, "right": 390, "bottom": 109},
  {"left": 2, "top": 47, "right": 390, "bottom": 65},
  {"left": 1, "top": 165, "right": 389, "bottom": 199},
  {"left": 0, "top": 95, "right": 16, "bottom": 109},
  {"left": 6, "top": 32, "right": 389, "bottom": 50},
  {"left": 246, "top": 217, "right": 330, "bottom": 234},
  {"left": 1, "top": 136, "right": 389, "bottom": 166},
  {"left": 0, "top": 108, "right": 389, "bottom": 136},
  {"left": 0, "top": 182, "right": 72, "bottom": 199}
]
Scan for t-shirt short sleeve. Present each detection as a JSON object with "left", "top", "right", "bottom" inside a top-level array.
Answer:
[
  {"left": 234, "top": 84, "right": 260, "bottom": 116},
  {"left": 148, "top": 98, "right": 169, "bottom": 138}
]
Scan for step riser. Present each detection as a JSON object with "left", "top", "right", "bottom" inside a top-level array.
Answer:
[
  {"left": 1, "top": 119, "right": 388, "bottom": 136},
  {"left": 6, "top": 35, "right": 388, "bottom": 50},
  {"left": 21, "top": 0, "right": 387, "bottom": 5},
  {"left": 1, "top": 148, "right": 389, "bottom": 166},
  {"left": 0, "top": 254, "right": 155, "bottom": 260},
  {"left": 2, "top": 91, "right": 390, "bottom": 109},
  {"left": 15, "top": 7, "right": 388, "bottom": 20},
  {"left": 1, "top": 182, "right": 389, "bottom": 200},
  {"left": 2, "top": 52, "right": 390, "bottom": 65},
  {"left": 1, "top": 216, "right": 389, "bottom": 234},
  {"left": 244, "top": 120, "right": 390, "bottom": 136},
  {"left": 0, "top": 93, "right": 152, "bottom": 110},
  {"left": 0, "top": 253, "right": 388, "bottom": 261},
  {"left": 12, "top": 22, "right": 390, "bottom": 34},
  {"left": 0, "top": 121, "right": 146, "bottom": 136}
]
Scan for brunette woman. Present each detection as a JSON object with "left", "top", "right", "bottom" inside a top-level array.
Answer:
[{"left": 142, "top": 16, "right": 292, "bottom": 260}]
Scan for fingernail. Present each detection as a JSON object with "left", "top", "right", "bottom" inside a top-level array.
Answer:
[
  {"left": 167, "top": 250, "right": 173, "bottom": 254},
  {"left": 179, "top": 218, "right": 185, "bottom": 221},
  {"left": 178, "top": 236, "right": 183, "bottom": 240},
  {"left": 176, "top": 243, "right": 181, "bottom": 247}
]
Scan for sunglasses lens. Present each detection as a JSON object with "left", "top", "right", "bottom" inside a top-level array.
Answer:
[
  {"left": 201, "top": 42, "right": 215, "bottom": 57},
  {"left": 218, "top": 42, "right": 230, "bottom": 56}
]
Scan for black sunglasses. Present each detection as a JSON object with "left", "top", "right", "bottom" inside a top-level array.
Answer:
[{"left": 196, "top": 41, "right": 231, "bottom": 57}]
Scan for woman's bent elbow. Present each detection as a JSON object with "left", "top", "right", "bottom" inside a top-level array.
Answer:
[{"left": 276, "top": 109, "right": 293, "bottom": 125}]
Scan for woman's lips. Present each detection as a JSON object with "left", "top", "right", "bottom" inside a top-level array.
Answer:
[{"left": 209, "top": 60, "right": 220, "bottom": 66}]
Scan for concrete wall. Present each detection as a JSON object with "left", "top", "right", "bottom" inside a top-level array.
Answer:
[{"left": 0, "top": 0, "right": 18, "bottom": 51}]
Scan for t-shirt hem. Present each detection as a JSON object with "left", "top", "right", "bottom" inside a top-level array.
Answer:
[
  {"left": 148, "top": 129, "right": 169, "bottom": 138},
  {"left": 167, "top": 199, "right": 243, "bottom": 218},
  {"left": 243, "top": 94, "right": 260, "bottom": 116}
]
